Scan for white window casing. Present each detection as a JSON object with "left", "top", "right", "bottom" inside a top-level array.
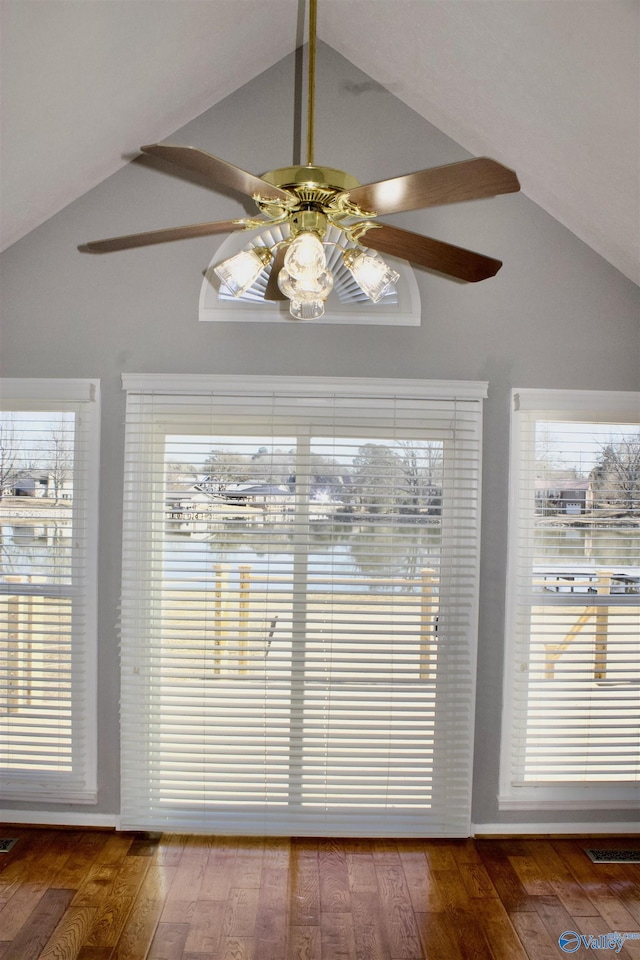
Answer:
[
  {"left": 120, "top": 375, "right": 486, "bottom": 836},
  {"left": 0, "top": 379, "right": 100, "bottom": 803},
  {"left": 500, "top": 388, "right": 640, "bottom": 811}
]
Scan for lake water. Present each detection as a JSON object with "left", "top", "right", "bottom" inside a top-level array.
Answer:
[
  {"left": 165, "top": 521, "right": 640, "bottom": 593},
  {"left": 2, "top": 520, "right": 639, "bottom": 591},
  {"left": 164, "top": 519, "right": 443, "bottom": 592}
]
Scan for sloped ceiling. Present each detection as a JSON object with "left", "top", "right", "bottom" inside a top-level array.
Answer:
[{"left": 1, "top": 0, "right": 638, "bottom": 285}]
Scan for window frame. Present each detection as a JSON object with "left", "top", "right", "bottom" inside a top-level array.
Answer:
[
  {"left": 120, "top": 374, "right": 487, "bottom": 836},
  {"left": 500, "top": 387, "right": 640, "bottom": 811},
  {"left": 0, "top": 379, "right": 100, "bottom": 803}
]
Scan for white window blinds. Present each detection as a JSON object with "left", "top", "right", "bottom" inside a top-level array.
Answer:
[
  {"left": 0, "top": 379, "right": 100, "bottom": 803},
  {"left": 501, "top": 389, "right": 640, "bottom": 810},
  {"left": 120, "top": 375, "right": 485, "bottom": 836}
]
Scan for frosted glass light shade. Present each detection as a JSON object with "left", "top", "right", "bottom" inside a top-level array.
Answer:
[
  {"left": 343, "top": 250, "right": 400, "bottom": 303},
  {"left": 278, "top": 267, "right": 333, "bottom": 320},
  {"left": 284, "top": 233, "right": 326, "bottom": 280},
  {"left": 289, "top": 299, "right": 326, "bottom": 320},
  {"left": 277, "top": 268, "right": 333, "bottom": 302},
  {"left": 214, "top": 247, "right": 271, "bottom": 297}
]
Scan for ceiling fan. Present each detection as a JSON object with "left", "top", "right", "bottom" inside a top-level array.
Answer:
[{"left": 81, "top": 0, "right": 520, "bottom": 320}]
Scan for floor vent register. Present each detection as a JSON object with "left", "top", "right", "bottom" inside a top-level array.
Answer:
[
  {"left": 0, "top": 838, "right": 19, "bottom": 854},
  {"left": 584, "top": 848, "right": 640, "bottom": 863}
]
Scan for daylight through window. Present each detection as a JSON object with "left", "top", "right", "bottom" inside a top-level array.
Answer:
[
  {"left": 501, "top": 389, "right": 640, "bottom": 810},
  {"left": 120, "top": 376, "right": 485, "bottom": 836},
  {"left": 0, "top": 380, "right": 99, "bottom": 803}
]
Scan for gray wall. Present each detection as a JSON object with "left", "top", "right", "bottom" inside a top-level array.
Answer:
[{"left": 1, "top": 43, "right": 638, "bottom": 826}]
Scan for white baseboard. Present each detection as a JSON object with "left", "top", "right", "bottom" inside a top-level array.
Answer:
[
  {"left": 473, "top": 822, "right": 640, "bottom": 836},
  {"left": 1, "top": 812, "right": 637, "bottom": 837},
  {"left": 0, "top": 810, "right": 120, "bottom": 829}
]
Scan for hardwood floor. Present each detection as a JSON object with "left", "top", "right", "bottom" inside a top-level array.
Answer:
[{"left": 0, "top": 829, "right": 638, "bottom": 959}]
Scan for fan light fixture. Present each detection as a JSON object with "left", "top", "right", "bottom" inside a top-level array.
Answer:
[
  {"left": 216, "top": 229, "right": 347, "bottom": 318},
  {"left": 278, "top": 263, "right": 334, "bottom": 320},
  {"left": 343, "top": 250, "right": 400, "bottom": 303},
  {"left": 285, "top": 232, "right": 326, "bottom": 279},
  {"left": 214, "top": 247, "right": 272, "bottom": 297},
  {"left": 80, "top": 0, "right": 521, "bottom": 317},
  {"left": 209, "top": 2, "right": 402, "bottom": 319}
]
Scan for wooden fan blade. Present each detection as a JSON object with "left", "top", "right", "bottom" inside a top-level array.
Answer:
[
  {"left": 141, "top": 144, "right": 292, "bottom": 204},
  {"left": 264, "top": 244, "right": 288, "bottom": 301},
  {"left": 79, "top": 219, "right": 252, "bottom": 253},
  {"left": 346, "top": 158, "right": 520, "bottom": 216},
  {"left": 362, "top": 223, "right": 502, "bottom": 282}
]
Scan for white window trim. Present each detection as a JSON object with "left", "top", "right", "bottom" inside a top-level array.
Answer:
[
  {"left": 500, "top": 387, "right": 640, "bottom": 811},
  {"left": 121, "top": 374, "right": 488, "bottom": 401},
  {"left": 120, "top": 374, "right": 487, "bottom": 836},
  {"left": 0, "top": 378, "right": 99, "bottom": 803}
]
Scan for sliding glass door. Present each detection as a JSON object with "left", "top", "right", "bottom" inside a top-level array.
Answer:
[{"left": 120, "top": 376, "right": 484, "bottom": 836}]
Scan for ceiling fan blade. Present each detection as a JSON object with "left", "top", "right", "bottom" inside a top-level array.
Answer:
[
  {"left": 362, "top": 223, "right": 503, "bottom": 282},
  {"left": 346, "top": 158, "right": 520, "bottom": 216},
  {"left": 264, "top": 244, "right": 288, "bottom": 301},
  {"left": 141, "top": 144, "right": 292, "bottom": 204},
  {"left": 79, "top": 218, "right": 253, "bottom": 253}
]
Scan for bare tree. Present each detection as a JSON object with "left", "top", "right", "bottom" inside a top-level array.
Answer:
[
  {"left": 397, "top": 441, "right": 443, "bottom": 513},
  {"left": 535, "top": 425, "right": 585, "bottom": 482},
  {"left": 247, "top": 447, "right": 294, "bottom": 485},
  {"left": 166, "top": 461, "right": 199, "bottom": 491},
  {"left": 48, "top": 418, "right": 74, "bottom": 502},
  {"left": 307, "top": 453, "right": 345, "bottom": 500},
  {"left": 202, "top": 449, "right": 251, "bottom": 490},
  {"left": 590, "top": 434, "right": 640, "bottom": 517},
  {"left": 353, "top": 443, "right": 404, "bottom": 514},
  {"left": 0, "top": 418, "right": 19, "bottom": 499}
]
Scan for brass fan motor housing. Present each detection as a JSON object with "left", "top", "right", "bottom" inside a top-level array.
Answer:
[
  {"left": 259, "top": 165, "right": 369, "bottom": 239},
  {"left": 262, "top": 164, "right": 360, "bottom": 195},
  {"left": 262, "top": 164, "right": 360, "bottom": 208}
]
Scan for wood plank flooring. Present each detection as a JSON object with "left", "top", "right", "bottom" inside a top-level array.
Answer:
[{"left": 0, "top": 829, "right": 638, "bottom": 959}]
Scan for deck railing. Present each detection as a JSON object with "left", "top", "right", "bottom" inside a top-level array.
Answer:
[
  {"left": 3, "top": 567, "right": 638, "bottom": 704},
  {"left": 539, "top": 571, "right": 612, "bottom": 680}
]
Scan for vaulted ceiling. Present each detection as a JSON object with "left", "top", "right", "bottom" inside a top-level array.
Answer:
[{"left": 1, "top": 0, "right": 638, "bottom": 286}]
